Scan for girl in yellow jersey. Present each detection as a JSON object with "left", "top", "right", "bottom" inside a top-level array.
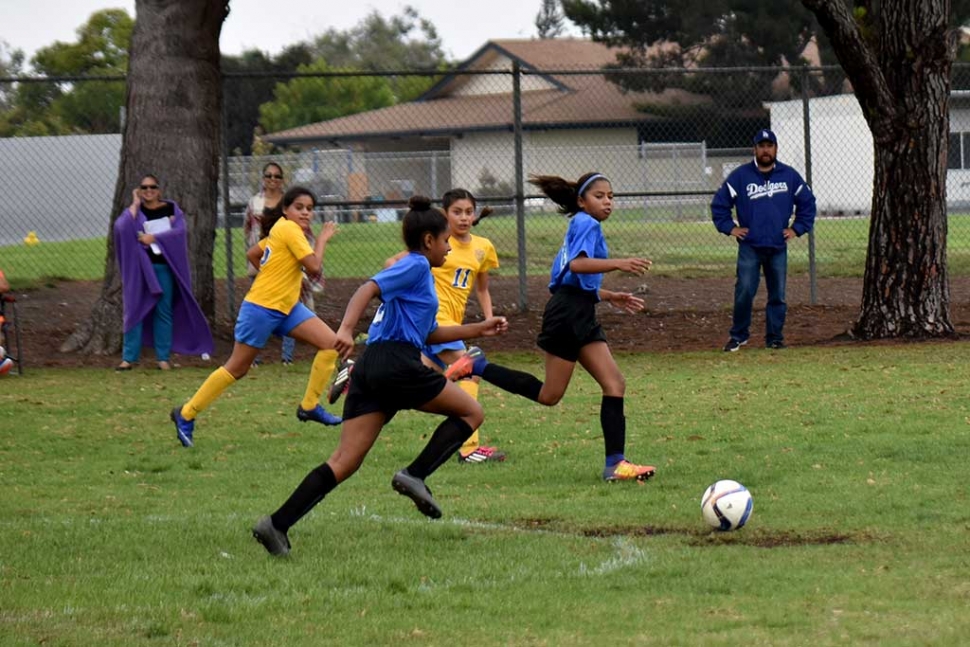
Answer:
[
  {"left": 170, "top": 186, "right": 342, "bottom": 447},
  {"left": 384, "top": 189, "right": 503, "bottom": 463}
]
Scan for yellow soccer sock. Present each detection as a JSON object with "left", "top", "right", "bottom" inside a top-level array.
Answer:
[
  {"left": 301, "top": 349, "right": 338, "bottom": 410},
  {"left": 458, "top": 379, "right": 481, "bottom": 455},
  {"left": 181, "top": 366, "right": 236, "bottom": 420}
]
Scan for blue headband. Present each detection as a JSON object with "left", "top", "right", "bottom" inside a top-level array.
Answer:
[{"left": 577, "top": 173, "right": 606, "bottom": 197}]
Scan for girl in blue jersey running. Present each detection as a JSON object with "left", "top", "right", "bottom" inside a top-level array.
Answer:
[
  {"left": 446, "top": 172, "right": 658, "bottom": 482},
  {"left": 253, "top": 196, "right": 509, "bottom": 556}
]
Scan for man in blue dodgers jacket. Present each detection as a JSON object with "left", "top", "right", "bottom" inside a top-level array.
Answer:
[{"left": 711, "top": 129, "right": 816, "bottom": 352}]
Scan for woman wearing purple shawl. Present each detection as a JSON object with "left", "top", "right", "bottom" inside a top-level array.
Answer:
[{"left": 114, "top": 175, "right": 213, "bottom": 370}]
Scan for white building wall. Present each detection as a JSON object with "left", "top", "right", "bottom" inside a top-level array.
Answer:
[
  {"left": 766, "top": 95, "right": 874, "bottom": 214},
  {"left": 450, "top": 127, "right": 708, "bottom": 202},
  {"left": 0, "top": 134, "right": 121, "bottom": 245}
]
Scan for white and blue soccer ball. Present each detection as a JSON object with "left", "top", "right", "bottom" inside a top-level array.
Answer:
[{"left": 701, "top": 480, "right": 753, "bottom": 531}]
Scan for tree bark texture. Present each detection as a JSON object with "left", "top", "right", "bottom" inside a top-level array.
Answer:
[
  {"left": 62, "top": 0, "right": 228, "bottom": 354},
  {"left": 803, "top": 0, "right": 956, "bottom": 339}
]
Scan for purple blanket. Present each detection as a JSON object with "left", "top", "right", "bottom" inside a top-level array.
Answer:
[{"left": 114, "top": 201, "right": 214, "bottom": 356}]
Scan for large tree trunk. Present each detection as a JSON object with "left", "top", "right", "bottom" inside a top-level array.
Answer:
[
  {"left": 803, "top": 0, "right": 956, "bottom": 339},
  {"left": 856, "top": 69, "right": 952, "bottom": 338},
  {"left": 61, "top": 0, "right": 228, "bottom": 354}
]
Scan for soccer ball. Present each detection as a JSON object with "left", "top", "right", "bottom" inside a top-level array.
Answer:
[{"left": 701, "top": 480, "right": 753, "bottom": 531}]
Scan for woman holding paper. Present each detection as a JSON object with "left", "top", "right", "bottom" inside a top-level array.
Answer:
[{"left": 114, "top": 174, "right": 213, "bottom": 371}]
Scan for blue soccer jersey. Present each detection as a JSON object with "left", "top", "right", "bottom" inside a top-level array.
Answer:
[
  {"left": 548, "top": 211, "right": 607, "bottom": 296},
  {"left": 367, "top": 252, "right": 439, "bottom": 348}
]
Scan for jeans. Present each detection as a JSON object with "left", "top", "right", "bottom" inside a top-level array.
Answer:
[
  {"left": 122, "top": 263, "right": 174, "bottom": 362},
  {"left": 281, "top": 335, "right": 295, "bottom": 362},
  {"left": 730, "top": 244, "right": 787, "bottom": 345}
]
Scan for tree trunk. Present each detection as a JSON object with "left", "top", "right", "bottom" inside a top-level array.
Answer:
[
  {"left": 61, "top": 0, "right": 228, "bottom": 354},
  {"left": 855, "top": 76, "right": 953, "bottom": 338},
  {"left": 803, "top": 0, "right": 956, "bottom": 339}
]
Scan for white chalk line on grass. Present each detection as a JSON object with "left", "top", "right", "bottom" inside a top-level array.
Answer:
[{"left": 3, "top": 510, "right": 651, "bottom": 617}]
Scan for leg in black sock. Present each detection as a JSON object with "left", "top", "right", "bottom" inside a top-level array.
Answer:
[
  {"left": 601, "top": 395, "right": 625, "bottom": 458},
  {"left": 406, "top": 417, "right": 474, "bottom": 479},
  {"left": 480, "top": 364, "right": 543, "bottom": 402},
  {"left": 271, "top": 462, "right": 338, "bottom": 532}
]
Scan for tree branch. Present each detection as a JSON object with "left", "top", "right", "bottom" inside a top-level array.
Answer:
[{"left": 801, "top": 0, "right": 896, "bottom": 143}]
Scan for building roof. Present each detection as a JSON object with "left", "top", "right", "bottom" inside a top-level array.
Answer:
[{"left": 266, "top": 39, "right": 708, "bottom": 146}]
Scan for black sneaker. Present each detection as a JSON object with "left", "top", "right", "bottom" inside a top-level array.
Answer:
[
  {"left": 723, "top": 338, "right": 748, "bottom": 352},
  {"left": 391, "top": 469, "right": 442, "bottom": 519},
  {"left": 327, "top": 359, "right": 354, "bottom": 405},
  {"left": 252, "top": 516, "right": 291, "bottom": 556},
  {"left": 767, "top": 340, "right": 787, "bottom": 349}
]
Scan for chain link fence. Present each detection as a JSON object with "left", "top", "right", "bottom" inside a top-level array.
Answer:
[{"left": 5, "top": 63, "right": 970, "bottom": 310}]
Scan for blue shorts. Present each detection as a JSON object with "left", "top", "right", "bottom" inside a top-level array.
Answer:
[
  {"left": 423, "top": 340, "right": 466, "bottom": 369},
  {"left": 234, "top": 301, "right": 315, "bottom": 348}
]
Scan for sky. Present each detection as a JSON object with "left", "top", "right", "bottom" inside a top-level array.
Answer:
[{"left": 0, "top": 0, "right": 582, "bottom": 66}]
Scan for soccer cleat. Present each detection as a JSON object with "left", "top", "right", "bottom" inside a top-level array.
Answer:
[
  {"left": 458, "top": 445, "right": 507, "bottom": 464},
  {"left": 391, "top": 469, "right": 442, "bottom": 519},
  {"left": 767, "top": 340, "right": 787, "bottom": 350},
  {"left": 327, "top": 358, "right": 354, "bottom": 405},
  {"left": 296, "top": 404, "right": 342, "bottom": 426},
  {"left": 722, "top": 338, "right": 748, "bottom": 352},
  {"left": 170, "top": 406, "right": 195, "bottom": 448},
  {"left": 443, "top": 346, "right": 487, "bottom": 381},
  {"left": 252, "top": 516, "right": 291, "bottom": 556},
  {"left": 602, "top": 459, "right": 656, "bottom": 482}
]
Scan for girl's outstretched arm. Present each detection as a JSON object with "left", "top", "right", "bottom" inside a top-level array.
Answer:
[{"left": 334, "top": 280, "right": 380, "bottom": 358}]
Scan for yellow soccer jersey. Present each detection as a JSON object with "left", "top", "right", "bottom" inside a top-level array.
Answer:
[
  {"left": 245, "top": 218, "right": 314, "bottom": 313},
  {"left": 432, "top": 234, "right": 499, "bottom": 325}
]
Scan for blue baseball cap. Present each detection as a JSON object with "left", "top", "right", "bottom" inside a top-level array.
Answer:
[{"left": 753, "top": 129, "right": 777, "bottom": 145}]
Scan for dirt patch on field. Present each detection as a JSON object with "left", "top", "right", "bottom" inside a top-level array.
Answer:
[{"left": 9, "top": 274, "right": 970, "bottom": 368}]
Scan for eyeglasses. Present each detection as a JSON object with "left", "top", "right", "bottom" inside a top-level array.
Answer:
[
  {"left": 140, "top": 184, "right": 159, "bottom": 190},
  {"left": 263, "top": 174, "right": 283, "bottom": 180}
]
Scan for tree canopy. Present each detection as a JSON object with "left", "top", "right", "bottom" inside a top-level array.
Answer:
[
  {"left": 1, "top": 6, "right": 448, "bottom": 146},
  {"left": 562, "top": 0, "right": 970, "bottom": 109},
  {"left": 0, "top": 9, "right": 131, "bottom": 136}
]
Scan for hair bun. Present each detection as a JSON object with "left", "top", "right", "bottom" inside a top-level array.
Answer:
[{"left": 408, "top": 195, "right": 433, "bottom": 211}]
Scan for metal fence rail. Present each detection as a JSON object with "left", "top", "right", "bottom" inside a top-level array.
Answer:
[{"left": 3, "top": 63, "right": 970, "bottom": 312}]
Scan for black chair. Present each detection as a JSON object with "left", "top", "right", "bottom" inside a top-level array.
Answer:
[{"left": 0, "top": 294, "right": 23, "bottom": 375}]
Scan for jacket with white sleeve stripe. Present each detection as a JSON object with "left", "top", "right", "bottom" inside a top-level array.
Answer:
[{"left": 711, "top": 160, "right": 817, "bottom": 250}]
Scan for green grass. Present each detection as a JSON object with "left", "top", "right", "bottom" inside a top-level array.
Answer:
[
  {"left": 11, "top": 209, "right": 970, "bottom": 288},
  {"left": 2, "top": 345, "right": 970, "bottom": 645}
]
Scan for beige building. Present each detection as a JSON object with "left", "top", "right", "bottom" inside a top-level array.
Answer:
[{"left": 265, "top": 39, "right": 717, "bottom": 206}]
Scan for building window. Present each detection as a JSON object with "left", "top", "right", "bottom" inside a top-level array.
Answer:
[{"left": 948, "top": 133, "right": 970, "bottom": 170}]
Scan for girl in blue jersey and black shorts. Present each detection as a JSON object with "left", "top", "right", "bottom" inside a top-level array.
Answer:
[
  {"left": 445, "top": 172, "right": 658, "bottom": 482},
  {"left": 253, "top": 196, "right": 509, "bottom": 556}
]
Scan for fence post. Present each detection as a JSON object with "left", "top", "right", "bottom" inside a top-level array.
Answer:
[
  {"left": 513, "top": 60, "right": 527, "bottom": 312},
  {"left": 802, "top": 65, "right": 817, "bottom": 305},
  {"left": 221, "top": 75, "right": 235, "bottom": 317}
]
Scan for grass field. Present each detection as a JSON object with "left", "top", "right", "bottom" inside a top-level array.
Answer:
[
  {"left": 3, "top": 345, "right": 970, "bottom": 645},
  {"left": 8, "top": 210, "right": 970, "bottom": 289}
]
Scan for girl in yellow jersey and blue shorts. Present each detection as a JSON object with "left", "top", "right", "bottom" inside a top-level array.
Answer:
[{"left": 170, "top": 186, "right": 342, "bottom": 447}]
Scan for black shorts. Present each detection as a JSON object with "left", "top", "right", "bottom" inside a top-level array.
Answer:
[
  {"left": 342, "top": 341, "right": 448, "bottom": 422},
  {"left": 536, "top": 286, "right": 607, "bottom": 362}
]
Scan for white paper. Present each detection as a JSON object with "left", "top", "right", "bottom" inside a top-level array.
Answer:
[{"left": 143, "top": 218, "right": 171, "bottom": 255}]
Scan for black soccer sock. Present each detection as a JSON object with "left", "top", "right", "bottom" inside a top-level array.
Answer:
[
  {"left": 271, "top": 462, "right": 338, "bottom": 532},
  {"left": 481, "top": 364, "right": 543, "bottom": 402},
  {"left": 601, "top": 395, "right": 626, "bottom": 458},
  {"left": 405, "top": 417, "right": 474, "bottom": 479}
]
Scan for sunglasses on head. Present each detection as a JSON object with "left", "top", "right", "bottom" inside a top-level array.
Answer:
[
  {"left": 264, "top": 173, "right": 283, "bottom": 180},
  {"left": 140, "top": 184, "right": 159, "bottom": 190}
]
